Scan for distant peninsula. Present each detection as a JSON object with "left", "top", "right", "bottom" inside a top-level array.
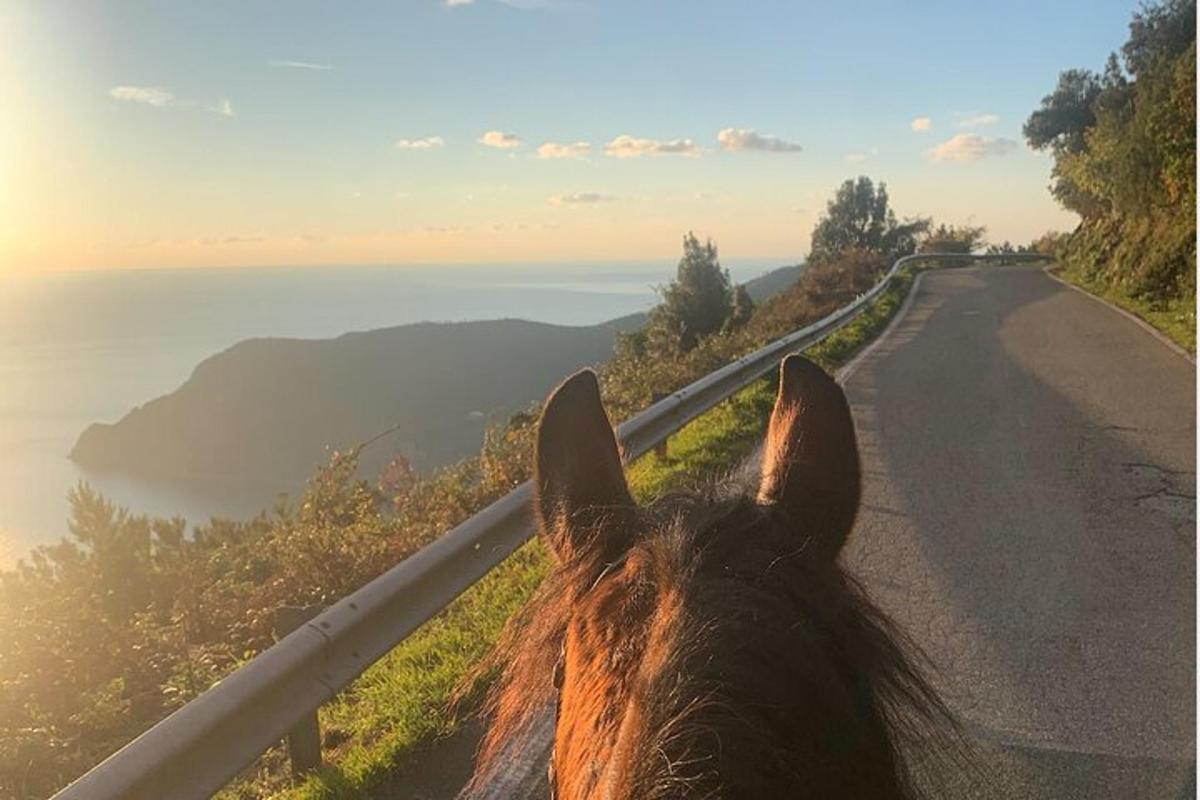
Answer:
[{"left": 70, "top": 266, "right": 801, "bottom": 492}]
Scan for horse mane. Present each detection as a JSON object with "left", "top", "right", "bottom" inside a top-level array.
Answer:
[{"left": 465, "top": 476, "right": 966, "bottom": 798}]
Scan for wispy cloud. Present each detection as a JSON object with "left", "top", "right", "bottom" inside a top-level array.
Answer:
[
  {"left": 109, "top": 85, "right": 175, "bottom": 107},
  {"left": 110, "top": 85, "right": 233, "bottom": 117},
  {"left": 716, "top": 128, "right": 802, "bottom": 153},
  {"left": 536, "top": 141, "right": 591, "bottom": 159},
  {"left": 928, "top": 133, "right": 1017, "bottom": 161},
  {"left": 604, "top": 134, "right": 698, "bottom": 158},
  {"left": 445, "top": 0, "right": 474, "bottom": 5},
  {"left": 843, "top": 146, "right": 879, "bottom": 163},
  {"left": 956, "top": 113, "right": 999, "bottom": 128},
  {"left": 911, "top": 116, "right": 932, "bottom": 132},
  {"left": 479, "top": 130, "right": 522, "bottom": 149},
  {"left": 269, "top": 59, "right": 334, "bottom": 71},
  {"left": 198, "top": 234, "right": 266, "bottom": 246},
  {"left": 394, "top": 136, "right": 445, "bottom": 150},
  {"left": 548, "top": 192, "right": 614, "bottom": 206}
]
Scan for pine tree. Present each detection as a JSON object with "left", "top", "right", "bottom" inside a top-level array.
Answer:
[{"left": 652, "top": 233, "right": 733, "bottom": 352}]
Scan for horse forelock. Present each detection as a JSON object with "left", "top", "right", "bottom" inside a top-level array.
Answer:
[{"left": 469, "top": 481, "right": 962, "bottom": 799}]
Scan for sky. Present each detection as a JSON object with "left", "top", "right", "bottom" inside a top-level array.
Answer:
[{"left": 0, "top": 0, "right": 1142, "bottom": 273}]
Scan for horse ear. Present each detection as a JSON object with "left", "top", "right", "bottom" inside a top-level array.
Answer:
[
  {"left": 535, "top": 369, "right": 634, "bottom": 563},
  {"left": 758, "top": 355, "right": 860, "bottom": 558}
]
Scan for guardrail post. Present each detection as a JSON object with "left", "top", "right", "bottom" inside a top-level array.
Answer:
[
  {"left": 273, "top": 605, "right": 325, "bottom": 778},
  {"left": 651, "top": 393, "right": 669, "bottom": 459}
]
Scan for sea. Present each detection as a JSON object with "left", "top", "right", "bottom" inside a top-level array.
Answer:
[{"left": 0, "top": 259, "right": 781, "bottom": 568}]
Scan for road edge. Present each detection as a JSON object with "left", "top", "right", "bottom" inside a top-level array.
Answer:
[
  {"left": 837, "top": 267, "right": 931, "bottom": 385},
  {"left": 1043, "top": 266, "right": 1195, "bottom": 365}
]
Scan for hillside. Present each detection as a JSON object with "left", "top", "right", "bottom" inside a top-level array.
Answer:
[
  {"left": 743, "top": 264, "right": 804, "bottom": 301},
  {"left": 70, "top": 265, "right": 802, "bottom": 491},
  {"left": 1024, "top": 0, "right": 1195, "bottom": 348},
  {"left": 71, "top": 318, "right": 626, "bottom": 488}
]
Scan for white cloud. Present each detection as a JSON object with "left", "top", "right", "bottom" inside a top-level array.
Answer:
[
  {"left": 928, "top": 133, "right": 1017, "bottom": 161},
  {"left": 536, "top": 141, "right": 591, "bottom": 159},
  {"left": 957, "top": 113, "right": 999, "bottom": 128},
  {"left": 911, "top": 116, "right": 932, "bottom": 132},
  {"left": 394, "top": 136, "right": 445, "bottom": 150},
  {"left": 603, "top": 134, "right": 698, "bottom": 158},
  {"left": 445, "top": 0, "right": 474, "bottom": 5},
  {"left": 716, "top": 128, "right": 802, "bottom": 153},
  {"left": 269, "top": 59, "right": 334, "bottom": 71},
  {"left": 479, "top": 130, "right": 521, "bottom": 149},
  {"left": 110, "top": 85, "right": 232, "bottom": 118},
  {"left": 548, "top": 192, "right": 615, "bottom": 206},
  {"left": 109, "top": 85, "right": 175, "bottom": 107}
]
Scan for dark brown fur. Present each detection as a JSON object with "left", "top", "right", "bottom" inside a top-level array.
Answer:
[{"left": 469, "top": 359, "right": 959, "bottom": 799}]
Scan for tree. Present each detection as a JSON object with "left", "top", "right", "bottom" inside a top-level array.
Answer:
[
  {"left": 1123, "top": 0, "right": 1196, "bottom": 77},
  {"left": 919, "top": 223, "right": 987, "bottom": 255},
  {"left": 808, "top": 176, "right": 928, "bottom": 265},
  {"left": 724, "top": 284, "right": 755, "bottom": 333},
  {"left": 1023, "top": 69, "right": 1102, "bottom": 155},
  {"left": 1022, "top": 0, "right": 1195, "bottom": 304},
  {"left": 1029, "top": 231, "right": 1070, "bottom": 257},
  {"left": 650, "top": 233, "right": 734, "bottom": 352}
]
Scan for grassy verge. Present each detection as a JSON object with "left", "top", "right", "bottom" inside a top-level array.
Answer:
[
  {"left": 1050, "top": 264, "right": 1195, "bottom": 355},
  {"left": 238, "top": 266, "right": 918, "bottom": 800}
]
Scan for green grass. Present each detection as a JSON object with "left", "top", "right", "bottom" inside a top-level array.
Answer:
[
  {"left": 238, "top": 267, "right": 918, "bottom": 800},
  {"left": 1052, "top": 265, "right": 1195, "bottom": 355}
]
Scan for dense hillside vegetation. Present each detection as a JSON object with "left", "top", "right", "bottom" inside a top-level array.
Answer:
[
  {"left": 1025, "top": 0, "right": 1195, "bottom": 347},
  {"left": 2, "top": 176, "right": 969, "bottom": 798}
]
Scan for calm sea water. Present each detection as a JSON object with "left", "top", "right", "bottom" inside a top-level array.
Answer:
[{"left": 0, "top": 260, "right": 778, "bottom": 568}]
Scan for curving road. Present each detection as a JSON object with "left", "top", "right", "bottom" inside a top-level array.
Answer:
[
  {"left": 418, "top": 264, "right": 1195, "bottom": 800},
  {"left": 842, "top": 265, "right": 1195, "bottom": 798}
]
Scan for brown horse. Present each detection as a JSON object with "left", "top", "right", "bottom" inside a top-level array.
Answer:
[{"left": 470, "top": 355, "right": 957, "bottom": 799}]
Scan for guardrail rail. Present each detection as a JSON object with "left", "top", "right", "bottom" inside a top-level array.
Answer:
[{"left": 52, "top": 252, "right": 1050, "bottom": 800}]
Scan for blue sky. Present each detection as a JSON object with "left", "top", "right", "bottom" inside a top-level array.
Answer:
[{"left": 1, "top": 0, "right": 1140, "bottom": 270}]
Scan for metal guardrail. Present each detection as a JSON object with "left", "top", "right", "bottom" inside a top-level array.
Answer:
[{"left": 52, "top": 252, "right": 1049, "bottom": 800}]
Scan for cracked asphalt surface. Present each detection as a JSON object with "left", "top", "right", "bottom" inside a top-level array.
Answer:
[{"left": 842, "top": 266, "right": 1195, "bottom": 798}]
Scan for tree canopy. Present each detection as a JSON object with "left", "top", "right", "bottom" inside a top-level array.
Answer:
[
  {"left": 647, "top": 233, "right": 736, "bottom": 352},
  {"left": 919, "top": 223, "right": 987, "bottom": 255},
  {"left": 1024, "top": 0, "right": 1195, "bottom": 305},
  {"left": 808, "top": 176, "right": 928, "bottom": 265}
]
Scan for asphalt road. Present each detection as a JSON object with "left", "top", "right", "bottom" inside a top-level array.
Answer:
[
  {"left": 841, "top": 266, "right": 1195, "bottom": 798},
  {"left": 414, "top": 264, "right": 1196, "bottom": 799}
]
